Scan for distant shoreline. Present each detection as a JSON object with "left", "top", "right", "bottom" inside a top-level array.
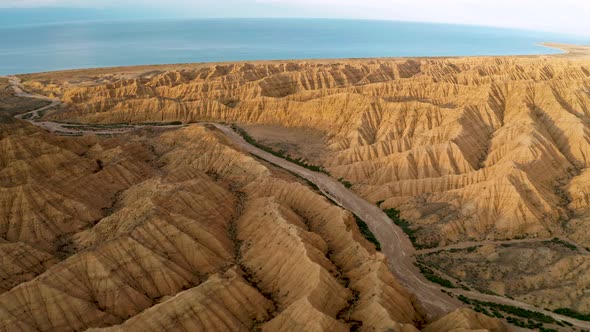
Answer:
[
  {"left": 540, "top": 42, "right": 590, "bottom": 59},
  {"left": 7, "top": 42, "right": 587, "bottom": 79},
  {"left": 3, "top": 19, "right": 583, "bottom": 76}
]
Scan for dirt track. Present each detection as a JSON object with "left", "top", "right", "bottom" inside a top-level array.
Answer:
[
  {"left": 211, "top": 123, "right": 590, "bottom": 329},
  {"left": 6, "top": 76, "right": 183, "bottom": 135},
  {"left": 416, "top": 236, "right": 589, "bottom": 255},
  {"left": 4, "top": 75, "right": 590, "bottom": 329}
]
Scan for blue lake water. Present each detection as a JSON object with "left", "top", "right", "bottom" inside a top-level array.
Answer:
[{"left": 1, "top": 18, "right": 589, "bottom": 75}]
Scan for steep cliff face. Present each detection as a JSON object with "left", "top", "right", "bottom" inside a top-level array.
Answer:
[
  {"left": 30, "top": 56, "right": 590, "bottom": 248},
  {"left": 0, "top": 117, "right": 504, "bottom": 331}
]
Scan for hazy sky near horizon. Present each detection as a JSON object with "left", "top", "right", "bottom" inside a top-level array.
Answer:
[{"left": 2, "top": 0, "right": 589, "bottom": 36}]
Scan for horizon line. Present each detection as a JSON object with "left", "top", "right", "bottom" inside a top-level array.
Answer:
[{"left": 1, "top": 13, "right": 589, "bottom": 39}]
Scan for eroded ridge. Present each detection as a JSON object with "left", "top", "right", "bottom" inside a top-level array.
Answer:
[
  {"left": 0, "top": 116, "right": 505, "bottom": 331},
  {"left": 25, "top": 56, "right": 590, "bottom": 249}
]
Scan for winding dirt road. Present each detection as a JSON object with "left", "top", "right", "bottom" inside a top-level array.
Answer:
[
  {"left": 9, "top": 76, "right": 60, "bottom": 121},
  {"left": 4, "top": 75, "right": 590, "bottom": 329},
  {"left": 7, "top": 76, "right": 156, "bottom": 135},
  {"left": 213, "top": 123, "right": 590, "bottom": 330},
  {"left": 416, "top": 236, "right": 589, "bottom": 256},
  {"left": 212, "top": 123, "right": 461, "bottom": 319}
]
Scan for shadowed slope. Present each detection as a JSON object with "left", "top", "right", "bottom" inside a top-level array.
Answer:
[
  {"left": 29, "top": 56, "right": 590, "bottom": 248},
  {"left": 0, "top": 119, "right": 503, "bottom": 331}
]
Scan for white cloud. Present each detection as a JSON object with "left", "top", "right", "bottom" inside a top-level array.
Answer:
[{"left": 1, "top": 0, "right": 589, "bottom": 36}]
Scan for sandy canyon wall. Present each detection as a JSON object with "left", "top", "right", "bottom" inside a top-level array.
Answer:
[
  {"left": 0, "top": 114, "right": 508, "bottom": 331},
  {"left": 11, "top": 52, "right": 590, "bottom": 327},
  {"left": 28, "top": 56, "right": 590, "bottom": 249}
]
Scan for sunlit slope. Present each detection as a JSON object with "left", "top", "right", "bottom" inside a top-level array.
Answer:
[
  {"left": 31, "top": 55, "right": 590, "bottom": 248},
  {"left": 0, "top": 117, "right": 505, "bottom": 331}
]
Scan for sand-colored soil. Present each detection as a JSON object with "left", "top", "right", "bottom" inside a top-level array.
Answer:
[
  {"left": 24, "top": 43, "right": 590, "bottom": 250},
  {"left": 242, "top": 124, "right": 328, "bottom": 164},
  {"left": 0, "top": 113, "right": 511, "bottom": 331},
  {"left": 421, "top": 240, "right": 590, "bottom": 313},
  {"left": 3, "top": 42, "right": 590, "bottom": 331}
]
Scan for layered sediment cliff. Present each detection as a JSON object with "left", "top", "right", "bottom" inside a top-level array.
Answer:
[
  {"left": 30, "top": 56, "right": 590, "bottom": 249},
  {"left": 0, "top": 115, "right": 504, "bottom": 331}
]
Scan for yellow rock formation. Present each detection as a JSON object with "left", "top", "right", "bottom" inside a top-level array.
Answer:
[
  {"left": 28, "top": 55, "right": 590, "bottom": 249},
  {"left": 423, "top": 308, "right": 510, "bottom": 332},
  {"left": 13, "top": 54, "right": 590, "bottom": 327},
  {"left": 2, "top": 117, "right": 499, "bottom": 331}
]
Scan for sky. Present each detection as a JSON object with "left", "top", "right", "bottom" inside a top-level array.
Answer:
[{"left": 1, "top": 0, "right": 589, "bottom": 36}]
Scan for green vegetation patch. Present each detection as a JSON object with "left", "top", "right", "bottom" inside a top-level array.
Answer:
[
  {"left": 539, "top": 328, "right": 558, "bottom": 332},
  {"left": 21, "top": 112, "right": 34, "bottom": 120},
  {"left": 414, "top": 262, "right": 455, "bottom": 288},
  {"left": 338, "top": 178, "right": 353, "bottom": 189},
  {"left": 458, "top": 295, "right": 555, "bottom": 324},
  {"left": 505, "top": 317, "right": 545, "bottom": 330},
  {"left": 231, "top": 124, "right": 330, "bottom": 175},
  {"left": 63, "top": 122, "right": 132, "bottom": 130},
  {"left": 382, "top": 207, "right": 434, "bottom": 249},
  {"left": 140, "top": 121, "right": 183, "bottom": 126},
  {"left": 553, "top": 308, "right": 590, "bottom": 321},
  {"left": 353, "top": 214, "right": 381, "bottom": 251},
  {"left": 544, "top": 238, "right": 578, "bottom": 251}
]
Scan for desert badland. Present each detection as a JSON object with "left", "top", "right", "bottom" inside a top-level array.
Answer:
[{"left": 1, "top": 43, "right": 590, "bottom": 331}]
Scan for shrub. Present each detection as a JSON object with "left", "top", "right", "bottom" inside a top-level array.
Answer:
[
  {"left": 458, "top": 295, "right": 471, "bottom": 304},
  {"left": 414, "top": 262, "right": 455, "bottom": 288},
  {"left": 383, "top": 208, "right": 434, "bottom": 249},
  {"left": 353, "top": 215, "right": 381, "bottom": 251},
  {"left": 338, "top": 178, "right": 353, "bottom": 189},
  {"left": 141, "top": 121, "right": 183, "bottom": 126},
  {"left": 459, "top": 296, "right": 555, "bottom": 324},
  {"left": 491, "top": 311, "right": 504, "bottom": 318},
  {"left": 544, "top": 238, "right": 578, "bottom": 251},
  {"left": 539, "top": 328, "right": 558, "bottom": 332},
  {"left": 554, "top": 308, "right": 590, "bottom": 321}
]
